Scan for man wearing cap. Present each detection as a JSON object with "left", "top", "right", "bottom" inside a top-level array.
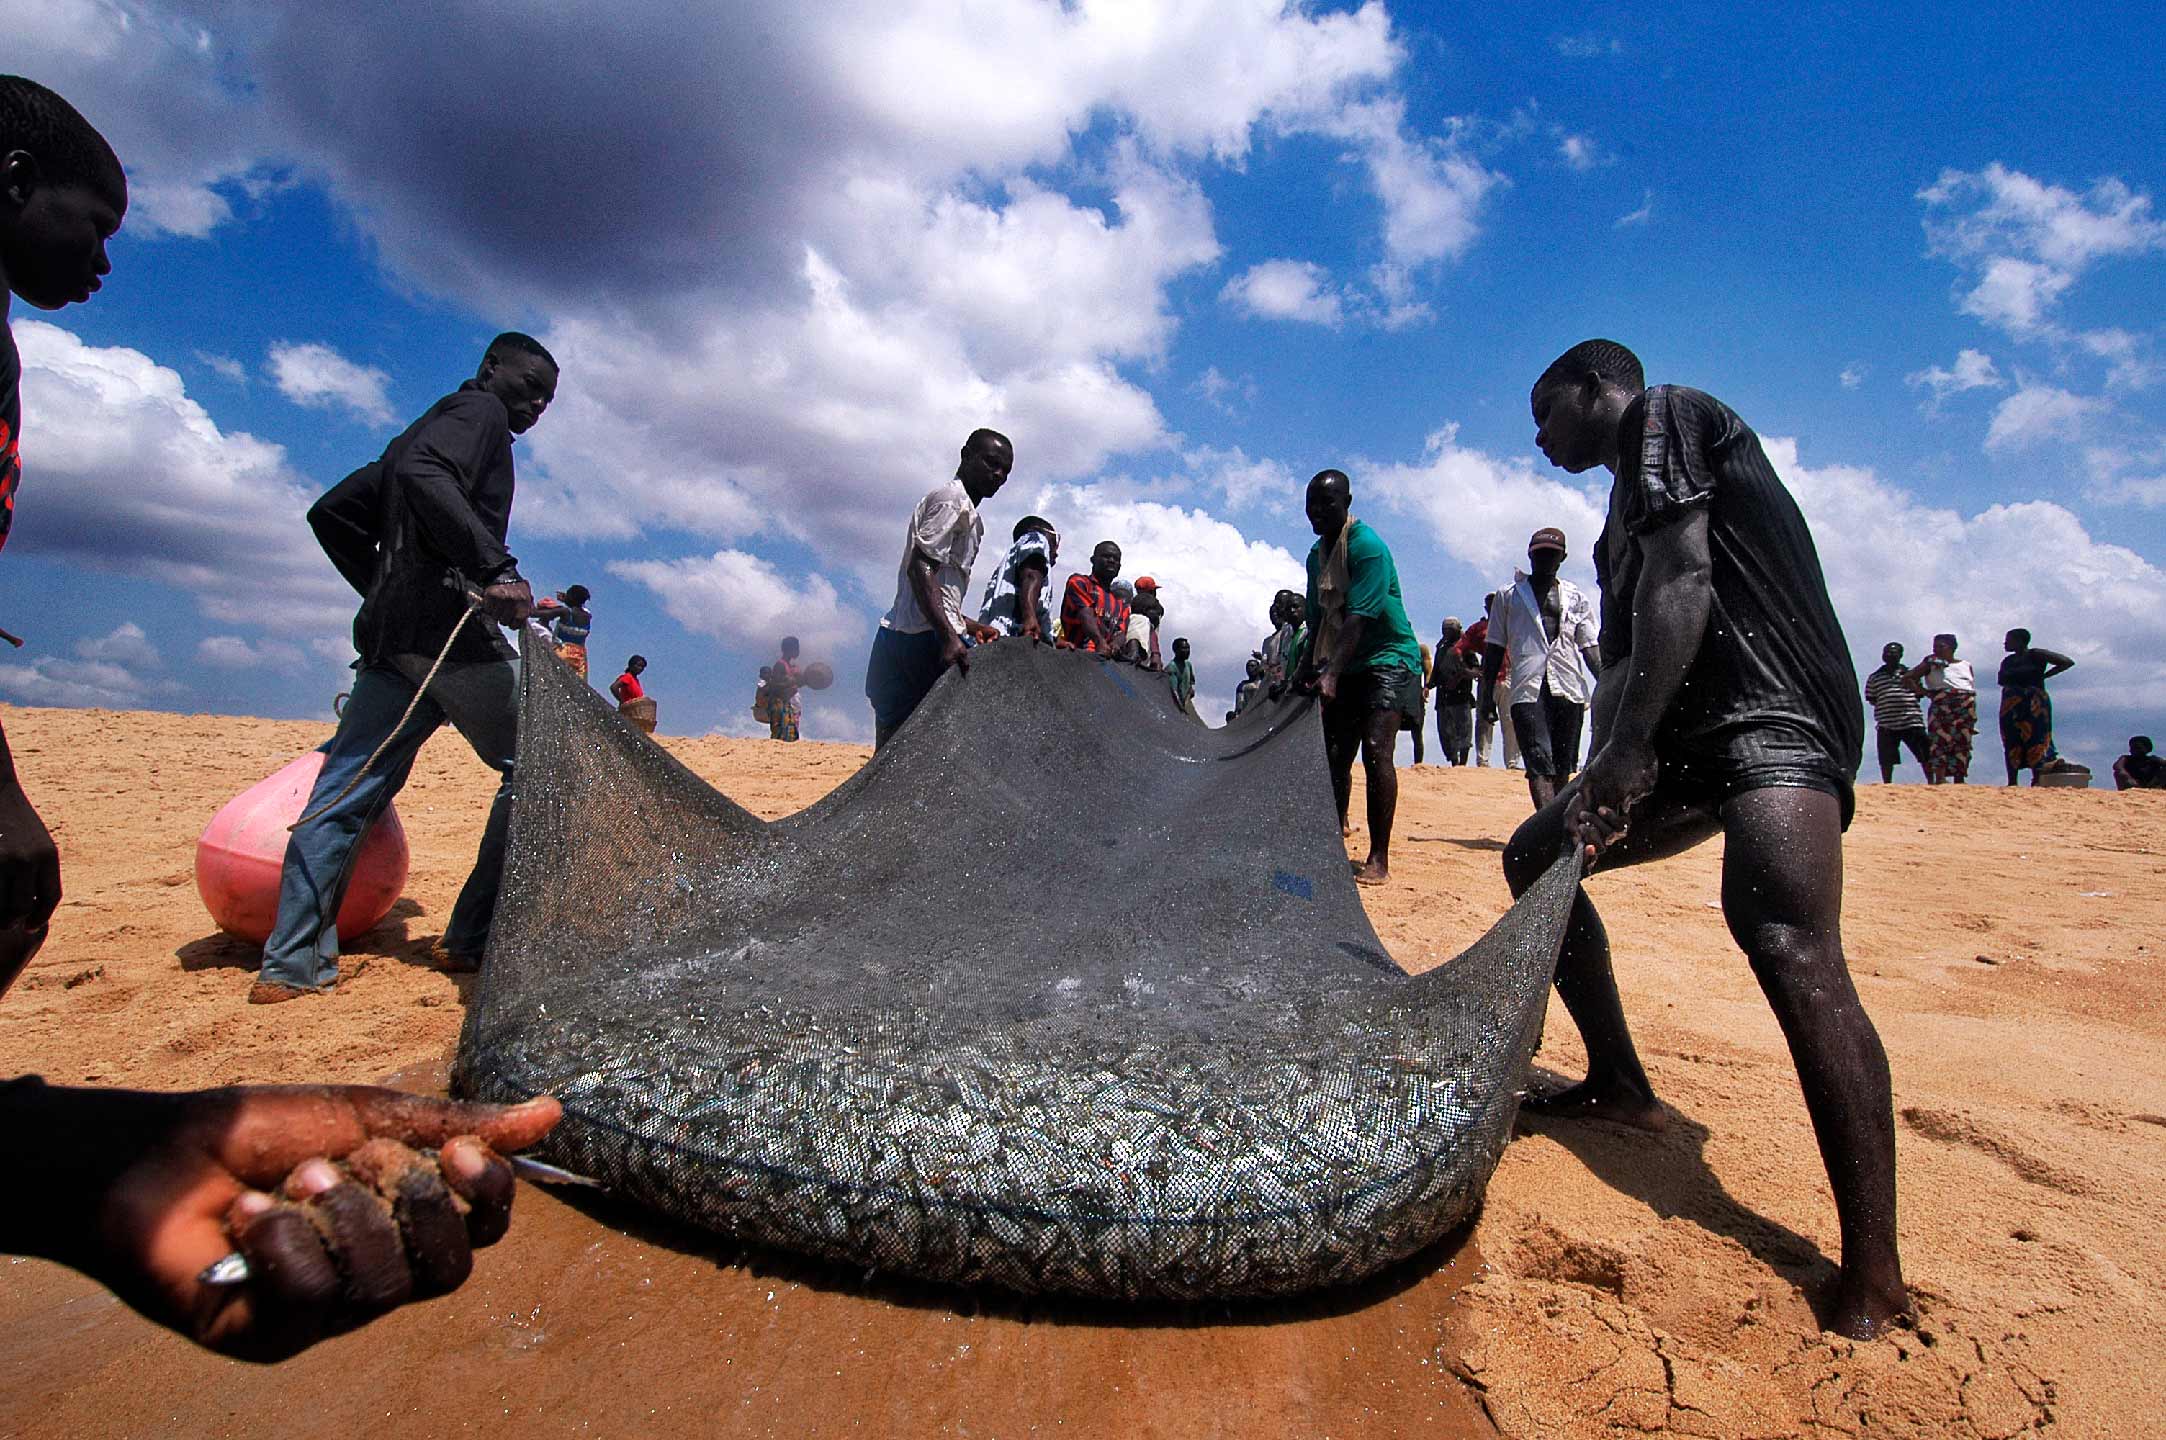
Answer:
[
  {"left": 1293, "top": 469, "right": 1425, "bottom": 886},
  {"left": 975, "top": 514, "right": 1059, "bottom": 640},
  {"left": 1482, "top": 526, "right": 1600, "bottom": 808},
  {"left": 1128, "top": 575, "right": 1165, "bottom": 669}
]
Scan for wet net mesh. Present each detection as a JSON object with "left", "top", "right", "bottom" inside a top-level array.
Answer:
[{"left": 453, "top": 629, "right": 1580, "bottom": 1298}]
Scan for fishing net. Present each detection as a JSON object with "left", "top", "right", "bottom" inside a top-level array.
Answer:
[{"left": 453, "top": 629, "right": 1579, "bottom": 1297}]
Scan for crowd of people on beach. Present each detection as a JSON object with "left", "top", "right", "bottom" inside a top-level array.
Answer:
[{"left": 11, "top": 69, "right": 2166, "bottom": 1373}]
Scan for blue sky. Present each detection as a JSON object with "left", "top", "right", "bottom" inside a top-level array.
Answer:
[{"left": 6, "top": 2, "right": 2164, "bottom": 776}]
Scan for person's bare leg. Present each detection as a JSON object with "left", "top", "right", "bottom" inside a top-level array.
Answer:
[
  {"left": 1501, "top": 787, "right": 1719, "bottom": 1129},
  {"left": 1353, "top": 707, "right": 1400, "bottom": 883},
  {"left": 1326, "top": 709, "right": 1358, "bottom": 838},
  {"left": 1719, "top": 786, "right": 1909, "bottom": 1339}
]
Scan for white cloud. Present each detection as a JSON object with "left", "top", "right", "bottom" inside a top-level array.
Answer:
[
  {"left": 0, "top": 654, "right": 179, "bottom": 709},
  {"left": 1220, "top": 259, "right": 1345, "bottom": 326},
  {"left": 1554, "top": 33, "right": 1620, "bottom": 58},
  {"left": 1321, "top": 97, "right": 1501, "bottom": 268},
  {"left": 74, "top": 621, "right": 160, "bottom": 668},
  {"left": 1983, "top": 383, "right": 2106, "bottom": 452},
  {"left": 1556, "top": 133, "right": 1603, "bottom": 171},
  {"left": 608, "top": 550, "right": 863, "bottom": 659},
  {"left": 1181, "top": 445, "right": 1299, "bottom": 513},
  {"left": 1839, "top": 362, "right": 1868, "bottom": 391},
  {"left": 1906, "top": 347, "right": 2003, "bottom": 406},
  {"left": 1363, "top": 423, "right": 1608, "bottom": 593},
  {"left": 1193, "top": 366, "right": 1255, "bottom": 417},
  {"left": 12, "top": 322, "right": 357, "bottom": 635},
  {"left": 267, "top": 341, "right": 395, "bottom": 425},
  {"left": 194, "top": 351, "right": 248, "bottom": 385},
  {"left": 198, "top": 634, "right": 307, "bottom": 669},
  {"left": 1921, "top": 164, "right": 2166, "bottom": 348},
  {"left": 1771, "top": 435, "right": 2166, "bottom": 753},
  {"left": 1614, "top": 190, "right": 1653, "bottom": 228}
]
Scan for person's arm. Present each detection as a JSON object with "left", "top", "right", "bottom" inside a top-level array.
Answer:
[
  {"left": 1072, "top": 593, "right": 1116, "bottom": 657},
  {"left": 1479, "top": 643, "right": 1505, "bottom": 720},
  {"left": 306, "top": 462, "right": 384, "bottom": 598},
  {"left": 907, "top": 553, "right": 967, "bottom": 672},
  {"left": 2113, "top": 756, "right": 2136, "bottom": 790},
  {"left": 0, "top": 723, "right": 59, "bottom": 993},
  {"left": 1318, "top": 614, "right": 1368, "bottom": 702},
  {"left": 1015, "top": 560, "right": 1047, "bottom": 642},
  {"left": 395, "top": 401, "right": 531, "bottom": 625},
  {"left": 1570, "top": 510, "right": 1713, "bottom": 857},
  {"left": 609, "top": 677, "right": 631, "bottom": 703},
  {"left": 0, "top": 1079, "right": 559, "bottom": 1363},
  {"left": 2035, "top": 648, "right": 2075, "bottom": 678}
]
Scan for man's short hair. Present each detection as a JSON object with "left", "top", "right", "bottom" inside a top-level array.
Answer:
[
  {"left": 626, "top": 654, "right": 646, "bottom": 668},
  {"left": 1934, "top": 632, "right": 1958, "bottom": 649},
  {"left": 0, "top": 76, "right": 124, "bottom": 203},
  {"left": 1533, "top": 339, "right": 1644, "bottom": 400},
  {"left": 487, "top": 331, "right": 557, "bottom": 370},
  {"left": 1094, "top": 539, "right": 1120, "bottom": 554},
  {"left": 1309, "top": 468, "right": 1351, "bottom": 493},
  {"left": 965, "top": 427, "right": 1011, "bottom": 455},
  {"left": 2133, "top": 736, "right": 2155, "bottom": 756},
  {"left": 780, "top": 634, "right": 800, "bottom": 654},
  {"left": 2008, "top": 627, "right": 2032, "bottom": 648},
  {"left": 563, "top": 584, "right": 591, "bottom": 606},
  {"left": 1012, "top": 514, "right": 1055, "bottom": 541}
]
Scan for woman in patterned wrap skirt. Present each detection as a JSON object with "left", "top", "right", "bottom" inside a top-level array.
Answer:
[{"left": 1908, "top": 632, "right": 1977, "bottom": 784}]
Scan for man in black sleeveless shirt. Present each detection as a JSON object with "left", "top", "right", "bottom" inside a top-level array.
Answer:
[{"left": 1498, "top": 338, "right": 1906, "bottom": 1339}]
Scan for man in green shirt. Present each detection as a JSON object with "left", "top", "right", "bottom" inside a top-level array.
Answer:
[
  {"left": 1165, "top": 636, "right": 1197, "bottom": 714},
  {"left": 1293, "top": 469, "right": 1424, "bottom": 886}
]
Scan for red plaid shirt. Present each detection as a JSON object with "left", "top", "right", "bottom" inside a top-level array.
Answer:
[{"left": 1061, "top": 574, "right": 1130, "bottom": 652}]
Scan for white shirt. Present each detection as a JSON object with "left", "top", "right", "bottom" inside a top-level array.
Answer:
[
  {"left": 1489, "top": 569, "right": 1599, "bottom": 707},
  {"left": 882, "top": 477, "right": 983, "bottom": 635},
  {"left": 1920, "top": 657, "right": 1976, "bottom": 695}
]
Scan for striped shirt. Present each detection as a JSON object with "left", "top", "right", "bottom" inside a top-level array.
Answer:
[{"left": 1865, "top": 664, "right": 1923, "bottom": 731}]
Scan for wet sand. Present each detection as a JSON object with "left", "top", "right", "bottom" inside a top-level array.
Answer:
[{"left": 1, "top": 703, "right": 2161, "bottom": 1436}]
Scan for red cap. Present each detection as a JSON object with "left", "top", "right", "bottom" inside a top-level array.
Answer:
[
  {"left": 1135, "top": 576, "right": 1160, "bottom": 590},
  {"left": 1528, "top": 527, "right": 1567, "bottom": 553}
]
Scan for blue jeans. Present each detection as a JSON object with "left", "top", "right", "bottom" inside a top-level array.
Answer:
[{"left": 258, "top": 651, "right": 517, "bottom": 989}]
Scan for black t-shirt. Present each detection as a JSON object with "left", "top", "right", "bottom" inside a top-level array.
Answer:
[
  {"left": 1998, "top": 649, "right": 2053, "bottom": 688},
  {"left": 0, "top": 321, "right": 21, "bottom": 556},
  {"left": 1595, "top": 386, "right": 1862, "bottom": 775}
]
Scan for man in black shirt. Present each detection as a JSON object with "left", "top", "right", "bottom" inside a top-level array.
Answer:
[
  {"left": 256, "top": 335, "right": 557, "bottom": 1001},
  {"left": 1500, "top": 338, "right": 1906, "bottom": 1339}
]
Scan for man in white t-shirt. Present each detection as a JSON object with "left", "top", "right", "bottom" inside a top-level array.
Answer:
[
  {"left": 865, "top": 428, "right": 1014, "bottom": 747},
  {"left": 1481, "top": 526, "right": 1601, "bottom": 808}
]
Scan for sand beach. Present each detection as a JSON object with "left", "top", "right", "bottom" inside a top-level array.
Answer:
[{"left": 1, "top": 703, "right": 2160, "bottom": 1438}]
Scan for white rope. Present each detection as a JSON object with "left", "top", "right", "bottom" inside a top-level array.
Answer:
[{"left": 289, "top": 603, "right": 485, "bottom": 830}]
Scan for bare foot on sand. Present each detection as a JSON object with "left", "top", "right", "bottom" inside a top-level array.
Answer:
[
  {"left": 1521, "top": 1078, "right": 1669, "bottom": 1133},
  {"left": 1352, "top": 858, "right": 1389, "bottom": 887},
  {"left": 1827, "top": 1272, "right": 1913, "bottom": 1341}
]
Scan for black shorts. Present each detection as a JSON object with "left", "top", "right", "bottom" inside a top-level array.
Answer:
[
  {"left": 1323, "top": 663, "right": 1423, "bottom": 747},
  {"left": 1509, "top": 685, "right": 1586, "bottom": 778},
  {"left": 1876, "top": 724, "right": 1928, "bottom": 773},
  {"left": 1658, "top": 753, "right": 1857, "bottom": 831}
]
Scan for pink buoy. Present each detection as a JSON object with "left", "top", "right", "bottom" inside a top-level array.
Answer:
[{"left": 195, "top": 751, "right": 410, "bottom": 945}]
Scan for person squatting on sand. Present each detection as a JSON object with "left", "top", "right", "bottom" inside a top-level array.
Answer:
[
  {"left": 1501, "top": 339, "right": 1908, "bottom": 1339},
  {"left": 265, "top": 330, "right": 559, "bottom": 1000},
  {"left": 2114, "top": 735, "right": 2165, "bottom": 790},
  {"left": 0, "top": 73, "right": 561, "bottom": 1361},
  {"left": 1292, "top": 468, "right": 1424, "bottom": 887},
  {"left": 1482, "top": 526, "right": 1600, "bottom": 809},
  {"left": 865, "top": 428, "right": 1013, "bottom": 749}
]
